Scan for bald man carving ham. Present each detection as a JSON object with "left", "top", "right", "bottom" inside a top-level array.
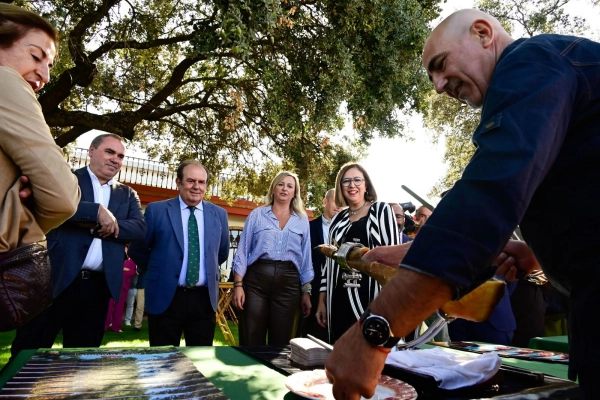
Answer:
[{"left": 325, "top": 9, "right": 600, "bottom": 399}]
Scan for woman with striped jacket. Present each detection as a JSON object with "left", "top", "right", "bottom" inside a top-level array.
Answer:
[{"left": 316, "top": 163, "right": 399, "bottom": 343}]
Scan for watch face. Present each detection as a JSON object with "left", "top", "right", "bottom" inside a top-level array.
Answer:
[{"left": 362, "top": 316, "right": 391, "bottom": 346}]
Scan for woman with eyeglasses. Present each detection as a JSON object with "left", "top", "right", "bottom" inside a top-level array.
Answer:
[{"left": 315, "top": 162, "right": 399, "bottom": 343}]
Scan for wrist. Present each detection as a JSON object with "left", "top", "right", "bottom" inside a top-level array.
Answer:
[
  {"left": 234, "top": 279, "right": 243, "bottom": 288},
  {"left": 301, "top": 282, "right": 312, "bottom": 295},
  {"left": 359, "top": 307, "right": 401, "bottom": 349}
]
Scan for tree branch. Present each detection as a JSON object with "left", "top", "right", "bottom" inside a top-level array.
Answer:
[
  {"left": 87, "top": 33, "right": 198, "bottom": 62},
  {"left": 54, "top": 125, "right": 93, "bottom": 148}
]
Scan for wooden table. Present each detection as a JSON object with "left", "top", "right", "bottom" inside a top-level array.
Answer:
[{"left": 217, "top": 282, "right": 237, "bottom": 346}]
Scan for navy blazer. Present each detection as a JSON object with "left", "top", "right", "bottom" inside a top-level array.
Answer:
[
  {"left": 129, "top": 197, "right": 230, "bottom": 314},
  {"left": 402, "top": 35, "right": 600, "bottom": 298},
  {"left": 309, "top": 216, "right": 326, "bottom": 309},
  {"left": 46, "top": 167, "right": 146, "bottom": 300}
]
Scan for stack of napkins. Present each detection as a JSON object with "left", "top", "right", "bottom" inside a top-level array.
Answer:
[
  {"left": 386, "top": 347, "right": 501, "bottom": 390},
  {"left": 289, "top": 338, "right": 330, "bottom": 366}
]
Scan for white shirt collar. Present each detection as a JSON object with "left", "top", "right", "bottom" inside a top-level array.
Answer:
[
  {"left": 86, "top": 166, "right": 114, "bottom": 186},
  {"left": 178, "top": 195, "right": 203, "bottom": 211}
]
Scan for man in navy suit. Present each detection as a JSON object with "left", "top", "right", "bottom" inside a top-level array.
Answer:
[
  {"left": 129, "top": 160, "right": 230, "bottom": 346},
  {"left": 298, "top": 189, "right": 339, "bottom": 341},
  {"left": 11, "top": 134, "right": 146, "bottom": 357}
]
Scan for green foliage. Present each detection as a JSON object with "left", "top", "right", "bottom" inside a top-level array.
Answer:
[
  {"left": 478, "top": 0, "right": 588, "bottom": 36},
  {"left": 20, "top": 0, "right": 440, "bottom": 208},
  {"left": 423, "top": 93, "right": 480, "bottom": 197},
  {"left": 424, "top": 0, "right": 592, "bottom": 198}
]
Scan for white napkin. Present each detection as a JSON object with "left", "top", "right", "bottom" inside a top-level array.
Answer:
[{"left": 385, "top": 348, "right": 501, "bottom": 390}]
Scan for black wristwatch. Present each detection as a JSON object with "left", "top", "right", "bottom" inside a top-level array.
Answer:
[{"left": 360, "top": 308, "right": 401, "bottom": 348}]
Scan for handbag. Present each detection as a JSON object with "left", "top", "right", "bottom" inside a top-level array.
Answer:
[{"left": 0, "top": 243, "right": 53, "bottom": 332}]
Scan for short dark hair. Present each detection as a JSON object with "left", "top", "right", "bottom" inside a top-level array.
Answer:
[
  {"left": 0, "top": 4, "right": 59, "bottom": 49},
  {"left": 334, "top": 162, "right": 377, "bottom": 208},
  {"left": 90, "top": 133, "right": 124, "bottom": 149},
  {"left": 176, "top": 160, "right": 210, "bottom": 182}
]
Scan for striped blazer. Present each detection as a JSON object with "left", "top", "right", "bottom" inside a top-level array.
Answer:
[{"left": 320, "top": 201, "right": 399, "bottom": 332}]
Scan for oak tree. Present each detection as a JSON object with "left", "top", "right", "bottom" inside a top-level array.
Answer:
[{"left": 13, "top": 0, "right": 440, "bottom": 207}]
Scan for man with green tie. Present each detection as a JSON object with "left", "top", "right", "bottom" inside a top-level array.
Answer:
[{"left": 129, "top": 160, "right": 230, "bottom": 346}]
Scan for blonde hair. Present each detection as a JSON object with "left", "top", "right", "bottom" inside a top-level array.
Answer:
[
  {"left": 266, "top": 171, "right": 306, "bottom": 216},
  {"left": 334, "top": 162, "right": 377, "bottom": 208}
]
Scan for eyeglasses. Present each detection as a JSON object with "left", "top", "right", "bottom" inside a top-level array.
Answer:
[{"left": 341, "top": 177, "right": 365, "bottom": 187}]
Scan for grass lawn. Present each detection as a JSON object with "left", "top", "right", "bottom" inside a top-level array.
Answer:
[{"left": 0, "top": 320, "right": 238, "bottom": 371}]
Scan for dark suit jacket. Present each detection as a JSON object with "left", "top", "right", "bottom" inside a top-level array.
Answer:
[
  {"left": 46, "top": 167, "right": 146, "bottom": 300},
  {"left": 309, "top": 216, "right": 326, "bottom": 311},
  {"left": 129, "top": 197, "right": 230, "bottom": 314}
]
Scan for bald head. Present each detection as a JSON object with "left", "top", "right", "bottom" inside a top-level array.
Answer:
[
  {"left": 433, "top": 9, "right": 504, "bottom": 40},
  {"left": 415, "top": 206, "right": 432, "bottom": 226},
  {"left": 422, "top": 9, "right": 514, "bottom": 108},
  {"left": 325, "top": 189, "right": 335, "bottom": 201},
  {"left": 323, "top": 188, "right": 340, "bottom": 220}
]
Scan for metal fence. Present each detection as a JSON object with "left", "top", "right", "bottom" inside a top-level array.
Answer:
[{"left": 65, "top": 148, "right": 231, "bottom": 196}]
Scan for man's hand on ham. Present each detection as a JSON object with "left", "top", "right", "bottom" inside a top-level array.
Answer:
[
  {"left": 494, "top": 252, "right": 518, "bottom": 281},
  {"left": 500, "top": 240, "right": 540, "bottom": 276},
  {"left": 361, "top": 243, "right": 412, "bottom": 267},
  {"left": 325, "top": 323, "right": 387, "bottom": 400}
]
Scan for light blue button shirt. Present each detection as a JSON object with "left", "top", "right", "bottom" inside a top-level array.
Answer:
[{"left": 233, "top": 205, "right": 313, "bottom": 285}]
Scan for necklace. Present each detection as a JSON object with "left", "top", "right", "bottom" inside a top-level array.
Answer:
[{"left": 348, "top": 201, "right": 367, "bottom": 215}]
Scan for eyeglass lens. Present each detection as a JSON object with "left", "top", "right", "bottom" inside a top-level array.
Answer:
[{"left": 342, "top": 177, "right": 364, "bottom": 186}]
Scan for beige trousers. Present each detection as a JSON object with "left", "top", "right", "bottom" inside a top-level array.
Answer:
[{"left": 134, "top": 288, "right": 145, "bottom": 328}]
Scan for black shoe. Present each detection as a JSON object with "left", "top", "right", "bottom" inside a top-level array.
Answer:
[{"left": 133, "top": 327, "right": 141, "bottom": 332}]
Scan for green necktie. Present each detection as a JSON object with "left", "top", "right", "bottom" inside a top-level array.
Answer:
[{"left": 186, "top": 206, "right": 200, "bottom": 287}]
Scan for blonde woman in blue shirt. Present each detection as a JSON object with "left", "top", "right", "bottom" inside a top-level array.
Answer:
[{"left": 232, "top": 171, "right": 313, "bottom": 345}]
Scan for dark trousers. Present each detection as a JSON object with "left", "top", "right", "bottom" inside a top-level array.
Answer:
[
  {"left": 295, "top": 288, "right": 328, "bottom": 341},
  {"left": 297, "top": 308, "right": 329, "bottom": 342},
  {"left": 239, "top": 260, "right": 300, "bottom": 346},
  {"left": 148, "top": 286, "right": 215, "bottom": 347},
  {"left": 510, "top": 281, "right": 546, "bottom": 348},
  {"left": 11, "top": 271, "right": 111, "bottom": 359}
]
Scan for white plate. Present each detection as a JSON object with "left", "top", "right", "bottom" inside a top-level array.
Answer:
[{"left": 285, "top": 369, "right": 418, "bottom": 400}]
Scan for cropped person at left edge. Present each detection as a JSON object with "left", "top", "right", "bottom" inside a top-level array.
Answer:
[
  {"left": 129, "top": 161, "right": 230, "bottom": 346},
  {"left": 0, "top": 3, "right": 80, "bottom": 256},
  {"left": 11, "top": 133, "right": 146, "bottom": 357},
  {"left": 232, "top": 171, "right": 313, "bottom": 346}
]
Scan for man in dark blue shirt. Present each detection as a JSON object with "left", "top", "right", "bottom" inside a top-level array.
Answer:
[{"left": 325, "top": 9, "right": 600, "bottom": 399}]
